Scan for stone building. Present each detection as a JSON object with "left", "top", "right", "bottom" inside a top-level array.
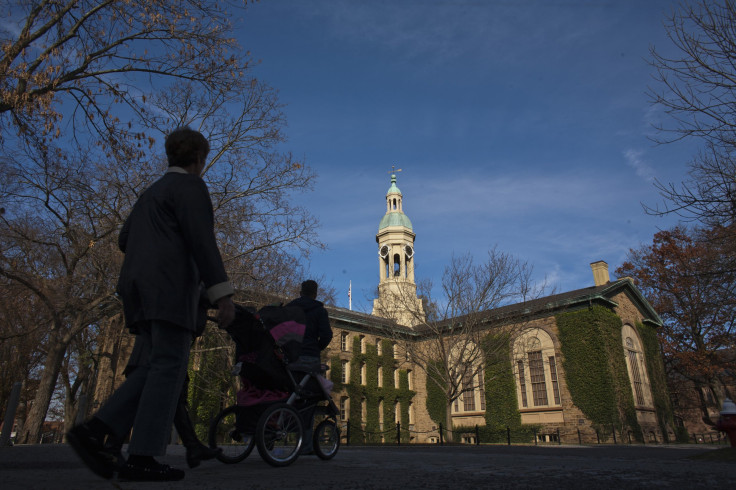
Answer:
[{"left": 319, "top": 174, "right": 676, "bottom": 444}]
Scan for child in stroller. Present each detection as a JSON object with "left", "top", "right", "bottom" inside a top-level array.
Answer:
[{"left": 207, "top": 304, "right": 340, "bottom": 467}]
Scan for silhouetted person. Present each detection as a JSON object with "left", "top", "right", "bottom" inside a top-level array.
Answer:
[
  {"left": 67, "top": 127, "right": 235, "bottom": 482},
  {"left": 286, "top": 279, "right": 332, "bottom": 453}
]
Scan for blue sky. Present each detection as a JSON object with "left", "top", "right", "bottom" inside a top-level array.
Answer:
[{"left": 236, "top": 0, "right": 697, "bottom": 312}]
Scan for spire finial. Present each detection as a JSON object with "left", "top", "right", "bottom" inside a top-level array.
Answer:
[{"left": 388, "top": 166, "right": 402, "bottom": 183}]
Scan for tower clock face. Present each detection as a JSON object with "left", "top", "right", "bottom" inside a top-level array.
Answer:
[
  {"left": 405, "top": 244, "right": 414, "bottom": 258},
  {"left": 380, "top": 245, "right": 390, "bottom": 259}
]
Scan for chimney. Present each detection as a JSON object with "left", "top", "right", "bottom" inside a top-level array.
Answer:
[{"left": 590, "top": 260, "right": 610, "bottom": 286}]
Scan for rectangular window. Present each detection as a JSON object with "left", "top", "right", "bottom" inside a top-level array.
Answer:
[
  {"left": 478, "top": 369, "right": 486, "bottom": 411},
  {"left": 341, "top": 332, "right": 349, "bottom": 351},
  {"left": 549, "top": 356, "right": 561, "bottom": 405},
  {"left": 528, "top": 351, "right": 548, "bottom": 406},
  {"left": 517, "top": 360, "right": 528, "bottom": 408},
  {"left": 340, "top": 397, "right": 348, "bottom": 421},
  {"left": 627, "top": 349, "right": 645, "bottom": 405},
  {"left": 341, "top": 360, "right": 349, "bottom": 384},
  {"left": 462, "top": 370, "right": 476, "bottom": 411}
]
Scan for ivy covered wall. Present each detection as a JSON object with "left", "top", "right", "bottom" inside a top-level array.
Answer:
[
  {"left": 331, "top": 338, "right": 415, "bottom": 444},
  {"left": 636, "top": 321, "right": 682, "bottom": 442},
  {"left": 556, "top": 305, "right": 643, "bottom": 441},
  {"left": 452, "top": 332, "right": 538, "bottom": 443},
  {"left": 481, "top": 333, "right": 521, "bottom": 431},
  {"left": 424, "top": 359, "right": 447, "bottom": 428}
]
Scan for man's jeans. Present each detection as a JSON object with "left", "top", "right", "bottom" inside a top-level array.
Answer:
[{"left": 96, "top": 320, "right": 191, "bottom": 456}]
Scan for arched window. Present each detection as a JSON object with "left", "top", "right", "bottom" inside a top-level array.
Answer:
[
  {"left": 622, "top": 325, "right": 653, "bottom": 407},
  {"left": 513, "top": 329, "right": 561, "bottom": 409}
]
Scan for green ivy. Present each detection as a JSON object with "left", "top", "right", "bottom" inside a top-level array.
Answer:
[
  {"left": 636, "top": 322, "right": 681, "bottom": 442},
  {"left": 482, "top": 332, "right": 522, "bottom": 432},
  {"left": 330, "top": 354, "right": 342, "bottom": 385},
  {"left": 332, "top": 337, "right": 415, "bottom": 444},
  {"left": 425, "top": 359, "right": 447, "bottom": 428},
  {"left": 557, "top": 306, "right": 643, "bottom": 441}
]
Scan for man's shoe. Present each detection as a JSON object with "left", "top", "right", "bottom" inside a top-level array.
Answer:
[
  {"left": 185, "top": 443, "right": 222, "bottom": 468},
  {"left": 118, "top": 460, "right": 185, "bottom": 481},
  {"left": 66, "top": 423, "right": 117, "bottom": 479}
]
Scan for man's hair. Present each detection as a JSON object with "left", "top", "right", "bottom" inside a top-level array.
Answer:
[
  {"left": 165, "top": 127, "right": 210, "bottom": 168},
  {"left": 300, "top": 280, "right": 319, "bottom": 298}
]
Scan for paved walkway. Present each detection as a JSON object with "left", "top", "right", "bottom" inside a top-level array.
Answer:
[{"left": 0, "top": 443, "right": 733, "bottom": 489}]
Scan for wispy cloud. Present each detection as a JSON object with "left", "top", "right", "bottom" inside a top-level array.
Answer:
[
  {"left": 409, "top": 171, "right": 624, "bottom": 219},
  {"left": 624, "top": 149, "right": 655, "bottom": 182}
]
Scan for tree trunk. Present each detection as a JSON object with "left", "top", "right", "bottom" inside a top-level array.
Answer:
[
  {"left": 18, "top": 334, "right": 67, "bottom": 444},
  {"left": 445, "top": 400, "right": 454, "bottom": 443},
  {"left": 63, "top": 383, "right": 80, "bottom": 437}
]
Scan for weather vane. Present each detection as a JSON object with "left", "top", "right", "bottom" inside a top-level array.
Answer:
[{"left": 388, "top": 165, "right": 402, "bottom": 175}]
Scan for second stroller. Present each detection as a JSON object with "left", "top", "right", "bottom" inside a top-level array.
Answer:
[{"left": 207, "top": 304, "right": 340, "bottom": 467}]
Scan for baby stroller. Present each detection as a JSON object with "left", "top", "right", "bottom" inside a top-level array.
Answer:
[{"left": 207, "top": 304, "right": 340, "bottom": 467}]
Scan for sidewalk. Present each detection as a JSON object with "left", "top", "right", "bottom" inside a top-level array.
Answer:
[{"left": 0, "top": 443, "right": 733, "bottom": 489}]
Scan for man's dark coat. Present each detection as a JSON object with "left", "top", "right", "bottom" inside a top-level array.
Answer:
[
  {"left": 117, "top": 169, "right": 230, "bottom": 333},
  {"left": 286, "top": 296, "right": 332, "bottom": 358}
]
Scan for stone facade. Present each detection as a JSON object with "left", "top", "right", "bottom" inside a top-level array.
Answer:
[{"left": 325, "top": 270, "right": 675, "bottom": 444}]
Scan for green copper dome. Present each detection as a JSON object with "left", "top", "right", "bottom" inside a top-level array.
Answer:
[
  {"left": 387, "top": 177, "right": 401, "bottom": 195},
  {"left": 378, "top": 172, "right": 413, "bottom": 230},
  {"left": 378, "top": 212, "right": 413, "bottom": 230}
]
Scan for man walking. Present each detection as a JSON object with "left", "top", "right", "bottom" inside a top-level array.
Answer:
[{"left": 67, "top": 127, "right": 235, "bottom": 481}]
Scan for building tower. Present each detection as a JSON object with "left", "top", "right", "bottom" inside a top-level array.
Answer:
[{"left": 371, "top": 173, "right": 425, "bottom": 326}]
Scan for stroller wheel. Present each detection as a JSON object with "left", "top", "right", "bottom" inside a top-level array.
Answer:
[
  {"left": 208, "top": 405, "right": 255, "bottom": 464},
  {"left": 313, "top": 419, "right": 340, "bottom": 460},
  {"left": 255, "top": 403, "right": 303, "bottom": 467}
]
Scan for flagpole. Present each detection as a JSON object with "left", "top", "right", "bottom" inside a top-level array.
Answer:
[{"left": 349, "top": 280, "right": 352, "bottom": 311}]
